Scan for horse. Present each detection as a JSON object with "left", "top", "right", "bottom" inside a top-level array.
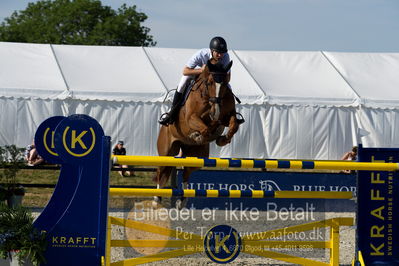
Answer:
[{"left": 154, "top": 60, "right": 241, "bottom": 207}]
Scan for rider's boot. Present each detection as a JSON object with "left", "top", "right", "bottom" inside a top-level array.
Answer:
[{"left": 159, "top": 92, "right": 183, "bottom": 126}]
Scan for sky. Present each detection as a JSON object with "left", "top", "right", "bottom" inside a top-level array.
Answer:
[{"left": 1, "top": 0, "right": 399, "bottom": 52}]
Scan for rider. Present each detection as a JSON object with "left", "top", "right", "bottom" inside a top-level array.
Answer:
[{"left": 159, "top": 36, "right": 231, "bottom": 126}]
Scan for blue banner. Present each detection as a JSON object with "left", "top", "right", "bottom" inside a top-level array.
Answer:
[
  {"left": 178, "top": 170, "right": 356, "bottom": 211},
  {"left": 357, "top": 145, "right": 399, "bottom": 265}
]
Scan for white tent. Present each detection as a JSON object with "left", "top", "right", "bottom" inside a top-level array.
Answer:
[{"left": 1, "top": 41, "right": 399, "bottom": 160}]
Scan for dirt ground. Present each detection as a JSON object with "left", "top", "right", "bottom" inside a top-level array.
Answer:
[
  {"left": 31, "top": 199, "right": 357, "bottom": 265},
  {"left": 108, "top": 205, "right": 356, "bottom": 266}
]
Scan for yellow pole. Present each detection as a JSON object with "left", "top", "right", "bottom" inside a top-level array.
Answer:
[
  {"left": 275, "top": 191, "right": 352, "bottom": 199},
  {"left": 105, "top": 216, "right": 111, "bottom": 266},
  {"left": 110, "top": 188, "right": 174, "bottom": 197},
  {"left": 330, "top": 219, "right": 340, "bottom": 266},
  {"left": 109, "top": 188, "right": 353, "bottom": 199},
  {"left": 112, "top": 155, "right": 399, "bottom": 171}
]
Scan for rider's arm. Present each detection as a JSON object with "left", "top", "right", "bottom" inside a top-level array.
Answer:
[
  {"left": 182, "top": 66, "right": 204, "bottom": 76},
  {"left": 183, "top": 49, "right": 208, "bottom": 76}
]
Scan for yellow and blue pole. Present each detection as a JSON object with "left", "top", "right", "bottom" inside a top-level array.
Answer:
[
  {"left": 113, "top": 155, "right": 399, "bottom": 171},
  {"left": 109, "top": 188, "right": 353, "bottom": 199}
]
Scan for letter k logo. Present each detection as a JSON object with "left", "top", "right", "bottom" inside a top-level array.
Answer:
[
  {"left": 71, "top": 130, "right": 88, "bottom": 149},
  {"left": 215, "top": 233, "right": 231, "bottom": 254}
]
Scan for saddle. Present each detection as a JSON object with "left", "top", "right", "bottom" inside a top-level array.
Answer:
[{"left": 180, "top": 79, "right": 196, "bottom": 106}]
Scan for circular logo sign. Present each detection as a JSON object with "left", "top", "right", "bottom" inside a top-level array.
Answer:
[
  {"left": 204, "top": 225, "right": 242, "bottom": 264},
  {"left": 34, "top": 116, "right": 66, "bottom": 164},
  {"left": 54, "top": 114, "right": 104, "bottom": 164}
]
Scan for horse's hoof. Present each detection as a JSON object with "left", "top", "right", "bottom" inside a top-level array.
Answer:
[
  {"left": 195, "top": 135, "right": 204, "bottom": 144},
  {"left": 189, "top": 131, "right": 204, "bottom": 144},
  {"left": 175, "top": 197, "right": 187, "bottom": 210},
  {"left": 152, "top": 196, "right": 162, "bottom": 208},
  {"left": 154, "top": 196, "right": 161, "bottom": 202},
  {"left": 216, "top": 136, "right": 230, "bottom": 146}
]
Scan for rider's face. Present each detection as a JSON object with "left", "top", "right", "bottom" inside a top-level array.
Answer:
[{"left": 212, "top": 50, "right": 224, "bottom": 61}]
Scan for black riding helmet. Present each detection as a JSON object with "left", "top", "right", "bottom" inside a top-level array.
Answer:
[{"left": 209, "top": 36, "right": 228, "bottom": 53}]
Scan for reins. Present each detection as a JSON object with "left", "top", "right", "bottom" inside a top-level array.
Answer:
[
  {"left": 202, "top": 72, "right": 229, "bottom": 104},
  {"left": 194, "top": 73, "right": 241, "bottom": 105}
]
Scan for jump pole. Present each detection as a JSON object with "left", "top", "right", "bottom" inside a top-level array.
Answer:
[
  {"left": 109, "top": 188, "right": 353, "bottom": 199},
  {"left": 113, "top": 155, "right": 399, "bottom": 171}
]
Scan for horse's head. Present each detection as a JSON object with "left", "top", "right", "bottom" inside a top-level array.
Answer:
[{"left": 203, "top": 60, "right": 233, "bottom": 121}]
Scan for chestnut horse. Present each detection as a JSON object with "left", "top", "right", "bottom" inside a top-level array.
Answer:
[{"left": 154, "top": 60, "right": 241, "bottom": 205}]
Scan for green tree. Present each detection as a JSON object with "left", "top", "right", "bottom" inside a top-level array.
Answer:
[{"left": 0, "top": 0, "right": 156, "bottom": 46}]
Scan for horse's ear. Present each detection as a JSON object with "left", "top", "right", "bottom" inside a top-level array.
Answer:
[{"left": 224, "top": 60, "right": 233, "bottom": 72}]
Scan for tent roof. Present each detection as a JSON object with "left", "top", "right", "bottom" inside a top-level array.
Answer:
[
  {"left": 323, "top": 52, "right": 399, "bottom": 108},
  {"left": 0, "top": 42, "right": 67, "bottom": 98},
  {"left": 1, "top": 42, "right": 398, "bottom": 108},
  {"left": 234, "top": 50, "right": 359, "bottom": 106}
]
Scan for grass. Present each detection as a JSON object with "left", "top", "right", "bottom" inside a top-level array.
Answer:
[
  {"left": 13, "top": 168, "right": 157, "bottom": 208},
  {"left": 15, "top": 168, "right": 156, "bottom": 186}
]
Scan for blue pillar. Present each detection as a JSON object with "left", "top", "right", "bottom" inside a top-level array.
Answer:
[{"left": 34, "top": 115, "right": 110, "bottom": 266}]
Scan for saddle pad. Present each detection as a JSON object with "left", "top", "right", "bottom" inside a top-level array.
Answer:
[{"left": 180, "top": 79, "right": 196, "bottom": 106}]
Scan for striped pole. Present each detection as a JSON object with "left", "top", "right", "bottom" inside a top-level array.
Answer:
[
  {"left": 113, "top": 155, "right": 399, "bottom": 171},
  {"left": 109, "top": 188, "right": 353, "bottom": 199}
]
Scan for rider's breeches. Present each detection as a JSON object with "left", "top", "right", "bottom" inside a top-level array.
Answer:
[{"left": 177, "top": 75, "right": 191, "bottom": 93}]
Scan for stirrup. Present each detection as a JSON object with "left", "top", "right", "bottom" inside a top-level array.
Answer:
[
  {"left": 236, "top": 113, "right": 245, "bottom": 124},
  {"left": 158, "top": 113, "right": 171, "bottom": 125}
]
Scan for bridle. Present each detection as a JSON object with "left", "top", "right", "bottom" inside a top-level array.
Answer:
[{"left": 205, "top": 71, "right": 228, "bottom": 105}]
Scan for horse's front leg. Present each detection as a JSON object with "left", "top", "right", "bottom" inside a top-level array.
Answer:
[
  {"left": 153, "top": 166, "right": 175, "bottom": 206},
  {"left": 216, "top": 115, "right": 239, "bottom": 146},
  {"left": 186, "top": 114, "right": 209, "bottom": 143}
]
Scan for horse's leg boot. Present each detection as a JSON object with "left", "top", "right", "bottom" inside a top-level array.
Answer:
[
  {"left": 236, "top": 112, "right": 245, "bottom": 124},
  {"left": 159, "top": 92, "right": 183, "bottom": 125}
]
